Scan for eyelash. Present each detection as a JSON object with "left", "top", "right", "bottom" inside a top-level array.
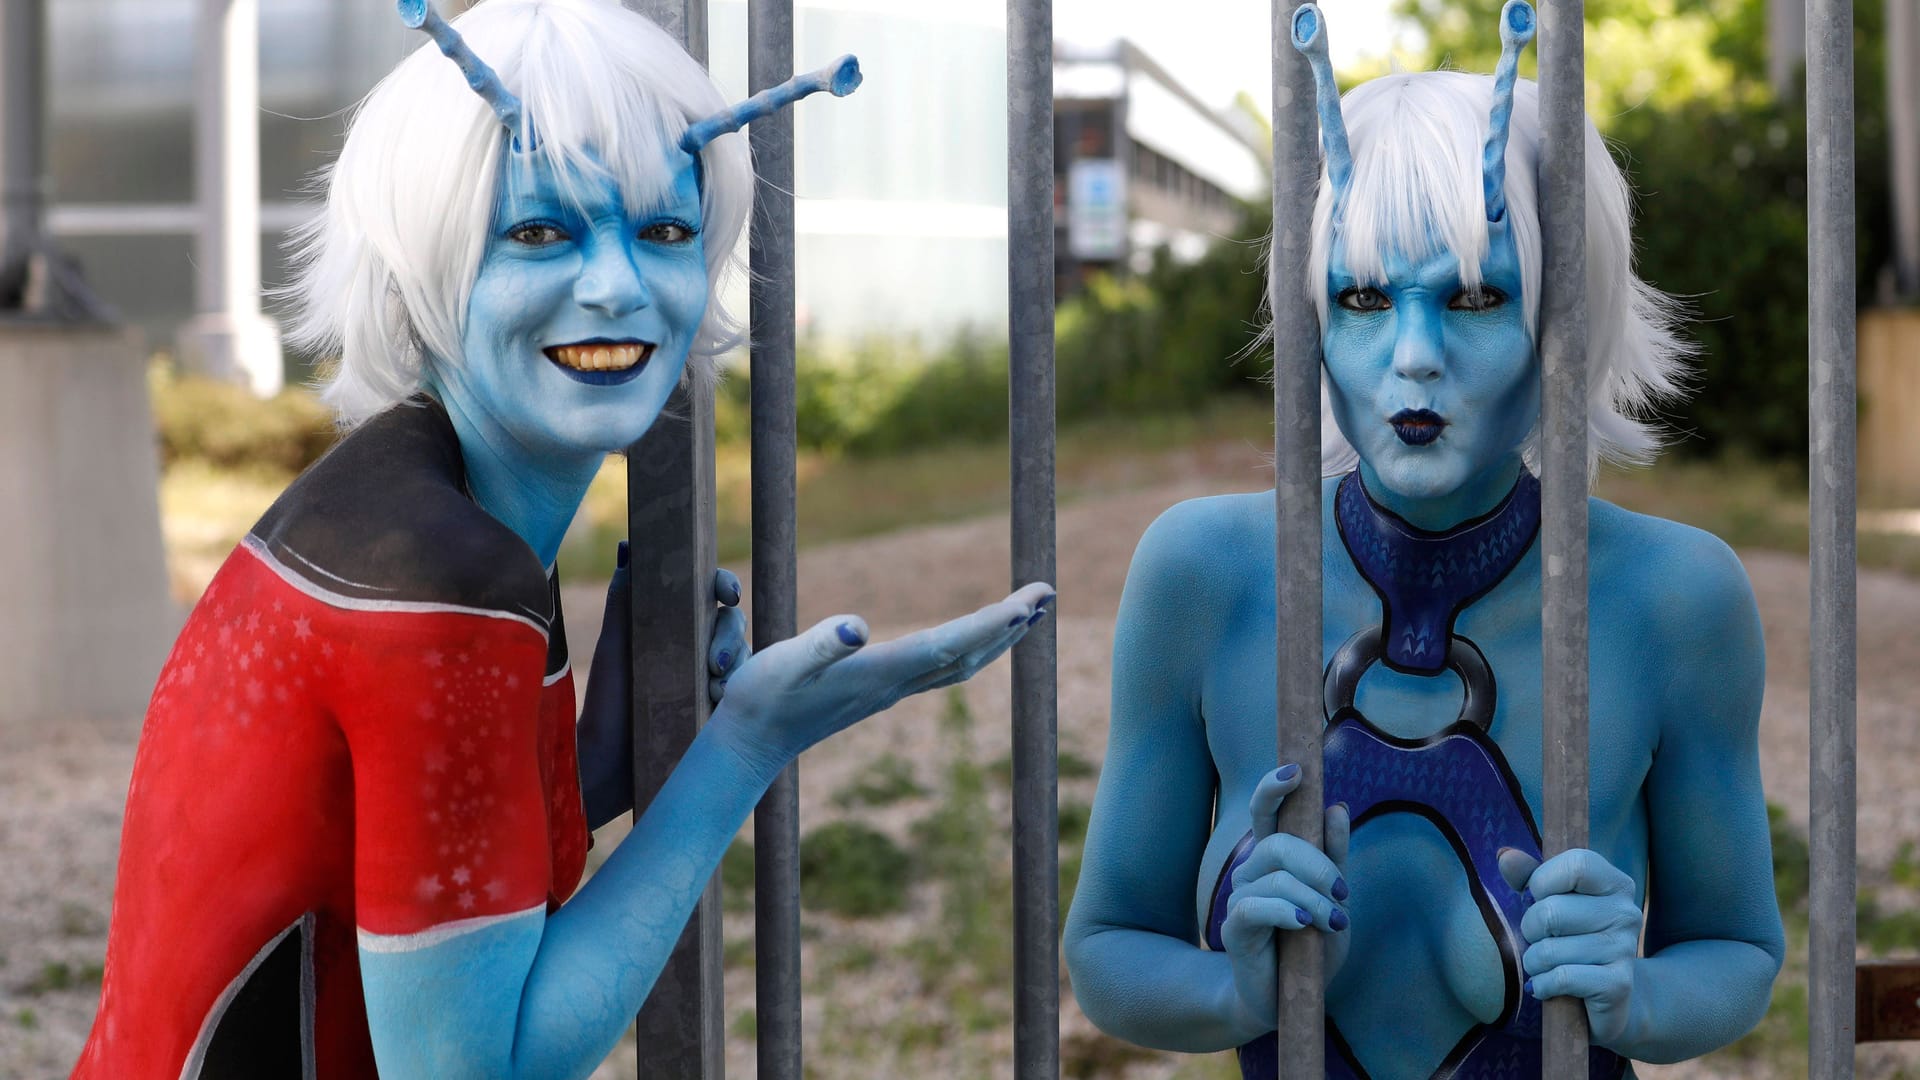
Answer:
[
  {"left": 1333, "top": 285, "right": 1509, "bottom": 313},
  {"left": 505, "top": 217, "right": 703, "bottom": 246},
  {"left": 641, "top": 218, "right": 701, "bottom": 244}
]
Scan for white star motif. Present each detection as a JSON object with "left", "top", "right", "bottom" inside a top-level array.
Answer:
[{"left": 417, "top": 875, "right": 444, "bottom": 900}]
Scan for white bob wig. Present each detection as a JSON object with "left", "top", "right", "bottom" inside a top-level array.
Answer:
[
  {"left": 284, "top": 0, "right": 753, "bottom": 425},
  {"left": 1297, "top": 71, "right": 1693, "bottom": 480}
]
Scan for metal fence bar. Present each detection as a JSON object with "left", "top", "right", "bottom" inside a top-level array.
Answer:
[
  {"left": 627, "top": 5, "right": 724, "bottom": 1078},
  {"left": 1806, "top": 0, "right": 1858, "bottom": 1070},
  {"left": 747, "top": 0, "right": 803, "bottom": 1077},
  {"left": 1006, "top": 0, "right": 1059, "bottom": 1073},
  {"left": 1536, "top": 0, "right": 1590, "bottom": 1073},
  {"left": 1270, "top": 3, "right": 1325, "bottom": 1076}
]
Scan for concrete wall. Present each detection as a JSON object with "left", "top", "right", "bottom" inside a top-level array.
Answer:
[{"left": 0, "top": 325, "right": 174, "bottom": 722}]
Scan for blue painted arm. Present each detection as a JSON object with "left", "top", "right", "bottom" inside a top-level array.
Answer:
[
  {"left": 1516, "top": 526, "right": 1785, "bottom": 1061},
  {"left": 1064, "top": 501, "right": 1275, "bottom": 1050},
  {"left": 360, "top": 585, "right": 1052, "bottom": 1079}
]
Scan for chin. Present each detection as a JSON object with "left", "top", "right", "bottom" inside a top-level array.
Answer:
[{"left": 1364, "top": 448, "right": 1474, "bottom": 500}]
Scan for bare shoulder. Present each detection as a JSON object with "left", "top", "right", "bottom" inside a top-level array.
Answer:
[
  {"left": 1588, "top": 496, "right": 1762, "bottom": 657},
  {"left": 1118, "top": 491, "right": 1273, "bottom": 640},
  {"left": 1128, "top": 492, "right": 1272, "bottom": 590}
]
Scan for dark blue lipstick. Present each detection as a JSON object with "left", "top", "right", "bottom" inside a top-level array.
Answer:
[{"left": 1390, "top": 408, "right": 1447, "bottom": 446}]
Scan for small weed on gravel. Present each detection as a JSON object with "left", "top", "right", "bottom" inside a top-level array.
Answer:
[
  {"left": 22, "top": 959, "right": 103, "bottom": 996},
  {"left": 799, "top": 821, "right": 911, "bottom": 917},
  {"left": 721, "top": 838, "right": 755, "bottom": 913},
  {"left": 830, "top": 754, "right": 928, "bottom": 810}
]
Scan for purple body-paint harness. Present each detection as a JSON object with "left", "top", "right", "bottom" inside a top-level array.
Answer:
[{"left": 1204, "top": 471, "right": 1627, "bottom": 1079}]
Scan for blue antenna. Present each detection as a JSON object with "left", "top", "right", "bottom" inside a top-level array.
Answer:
[
  {"left": 680, "top": 56, "right": 862, "bottom": 155},
  {"left": 1291, "top": 5, "right": 1353, "bottom": 215},
  {"left": 397, "top": 0, "right": 534, "bottom": 150},
  {"left": 1482, "top": 0, "right": 1537, "bottom": 222}
]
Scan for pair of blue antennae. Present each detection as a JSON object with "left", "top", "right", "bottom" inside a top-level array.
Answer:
[
  {"left": 397, "top": 0, "right": 861, "bottom": 157},
  {"left": 1291, "top": 0, "right": 1536, "bottom": 224}
]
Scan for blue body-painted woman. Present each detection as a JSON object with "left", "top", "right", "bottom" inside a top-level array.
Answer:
[
  {"left": 1063, "top": 5, "right": 1784, "bottom": 1077},
  {"left": 77, "top": 3, "right": 1050, "bottom": 1078}
]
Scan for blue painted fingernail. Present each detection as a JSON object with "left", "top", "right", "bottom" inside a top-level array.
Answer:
[
  {"left": 1008, "top": 614, "right": 1026, "bottom": 628},
  {"left": 1275, "top": 763, "right": 1299, "bottom": 780},
  {"left": 1329, "top": 907, "right": 1349, "bottom": 931},
  {"left": 1332, "top": 876, "right": 1349, "bottom": 901},
  {"left": 724, "top": 584, "right": 741, "bottom": 605},
  {"left": 615, "top": 540, "right": 630, "bottom": 569},
  {"left": 717, "top": 650, "right": 733, "bottom": 669},
  {"left": 837, "top": 623, "right": 865, "bottom": 647},
  {"left": 1294, "top": 906, "right": 1313, "bottom": 927},
  {"left": 1037, "top": 593, "right": 1055, "bottom": 610},
  {"left": 1524, "top": 978, "right": 1536, "bottom": 998},
  {"left": 1027, "top": 608, "right": 1049, "bottom": 626}
]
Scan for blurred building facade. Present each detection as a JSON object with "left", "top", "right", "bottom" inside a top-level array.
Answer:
[
  {"left": 47, "top": 0, "right": 1257, "bottom": 369},
  {"left": 1052, "top": 39, "right": 1267, "bottom": 298}
]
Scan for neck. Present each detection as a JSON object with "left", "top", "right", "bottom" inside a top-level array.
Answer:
[
  {"left": 1355, "top": 455, "right": 1526, "bottom": 532},
  {"left": 430, "top": 386, "right": 598, "bottom": 569}
]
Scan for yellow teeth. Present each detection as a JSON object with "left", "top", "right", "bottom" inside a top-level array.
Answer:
[{"left": 548, "top": 343, "right": 650, "bottom": 371}]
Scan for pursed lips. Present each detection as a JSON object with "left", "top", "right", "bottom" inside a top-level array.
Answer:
[{"left": 1389, "top": 408, "right": 1447, "bottom": 446}]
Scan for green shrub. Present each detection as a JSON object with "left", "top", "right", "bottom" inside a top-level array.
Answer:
[
  {"left": 798, "top": 821, "right": 912, "bottom": 917},
  {"left": 149, "top": 362, "right": 336, "bottom": 476}
]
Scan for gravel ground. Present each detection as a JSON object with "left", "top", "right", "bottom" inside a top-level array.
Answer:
[{"left": 4, "top": 466, "right": 1918, "bottom": 1078}]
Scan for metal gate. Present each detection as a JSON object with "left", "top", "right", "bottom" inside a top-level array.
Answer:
[{"left": 621, "top": 0, "right": 1859, "bottom": 1076}]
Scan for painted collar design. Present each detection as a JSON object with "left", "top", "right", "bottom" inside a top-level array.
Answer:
[{"left": 1334, "top": 468, "right": 1542, "bottom": 674}]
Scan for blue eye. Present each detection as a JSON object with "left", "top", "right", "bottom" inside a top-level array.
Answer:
[
  {"left": 506, "top": 221, "right": 569, "bottom": 246},
  {"left": 1337, "top": 287, "right": 1390, "bottom": 313},
  {"left": 1449, "top": 285, "right": 1508, "bottom": 312},
  {"left": 640, "top": 219, "right": 700, "bottom": 244}
]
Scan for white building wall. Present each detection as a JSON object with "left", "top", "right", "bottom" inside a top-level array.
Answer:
[{"left": 709, "top": 0, "right": 1011, "bottom": 344}]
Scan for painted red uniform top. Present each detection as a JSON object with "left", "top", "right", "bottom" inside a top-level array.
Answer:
[{"left": 75, "top": 399, "right": 590, "bottom": 1079}]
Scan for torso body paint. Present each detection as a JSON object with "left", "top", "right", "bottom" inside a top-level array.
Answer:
[
  {"left": 1203, "top": 472, "right": 1624, "bottom": 1080},
  {"left": 1173, "top": 474, "right": 1698, "bottom": 1078},
  {"left": 74, "top": 399, "right": 589, "bottom": 1080}
]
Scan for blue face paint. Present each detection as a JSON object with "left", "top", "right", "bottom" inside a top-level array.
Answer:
[
  {"left": 431, "top": 147, "right": 708, "bottom": 562},
  {"left": 1322, "top": 226, "right": 1536, "bottom": 528}
]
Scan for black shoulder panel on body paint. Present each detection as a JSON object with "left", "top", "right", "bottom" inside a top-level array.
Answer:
[
  {"left": 193, "top": 917, "right": 309, "bottom": 1080},
  {"left": 250, "top": 396, "right": 554, "bottom": 631}
]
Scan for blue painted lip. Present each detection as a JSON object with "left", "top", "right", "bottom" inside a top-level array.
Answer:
[
  {"left": 1390, "top": 408, "right": 1447, "bottom": 446},
  {"left": 544, "top": 339, "right": 654, "bottom": 387}
]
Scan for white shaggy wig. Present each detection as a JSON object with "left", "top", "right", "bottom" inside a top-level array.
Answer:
[
  {"left": 283, "top": 0, "right": 753, "bottom": 425},
  {"left": 1296, "top": 71, "right": 1693, "bottom": 480}
]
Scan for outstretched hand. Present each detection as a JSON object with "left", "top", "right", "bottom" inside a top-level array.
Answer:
[
  {"left": 1498, "top": 847, "right": 1644, "bottom": 1048},
  {"left": 708, "top": 582, "right": 1056, "bottom": 779},
  {"left": 1220, "top": 762, "right": 1351, "bottom": 1034}
]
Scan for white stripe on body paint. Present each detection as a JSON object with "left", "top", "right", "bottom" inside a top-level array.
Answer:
[
  {"left": 357, "top": 905, "right": 546, "bottom": 955},
  {"left": 242, "top": 534, "right": 550, "bottom": 639}
]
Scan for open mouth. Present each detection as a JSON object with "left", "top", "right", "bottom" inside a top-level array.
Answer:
[
  {"left": 1390, "top": 408, "right": 1447, "bottom": 446},
  {"left": 544, "top": 340, "right": 655, "bottom": 386}
]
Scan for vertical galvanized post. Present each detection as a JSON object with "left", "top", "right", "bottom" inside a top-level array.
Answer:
[
  {"left": 1806, "top": 0, "right": 1858, "bottom": 1071},
  {"left": 747, "top": 1, "right": 803, "bottom": 1077},
  {"left": 0, "top": 0, "right": 45, "bottom": 297},
  {"left": 1270, "top": 3, "right": 1325, "bottom": 1076},
  {"left": 626, "top": 4, "right": 723, "bottom": 1078},
  {"left": 1536, "top": 0, "right": 1591, "bottom": 1074},
  {"left": 1006, "top": 0, "right": 1059, "bottom": 1075}
]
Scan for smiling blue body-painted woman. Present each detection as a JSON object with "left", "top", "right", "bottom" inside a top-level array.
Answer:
[
  {"left": 76, "top": 3, "right": 1051, "bottom": 1079},
  {"left": 1063, "top": 7, "right": 1784, "bottom": 1078}
]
